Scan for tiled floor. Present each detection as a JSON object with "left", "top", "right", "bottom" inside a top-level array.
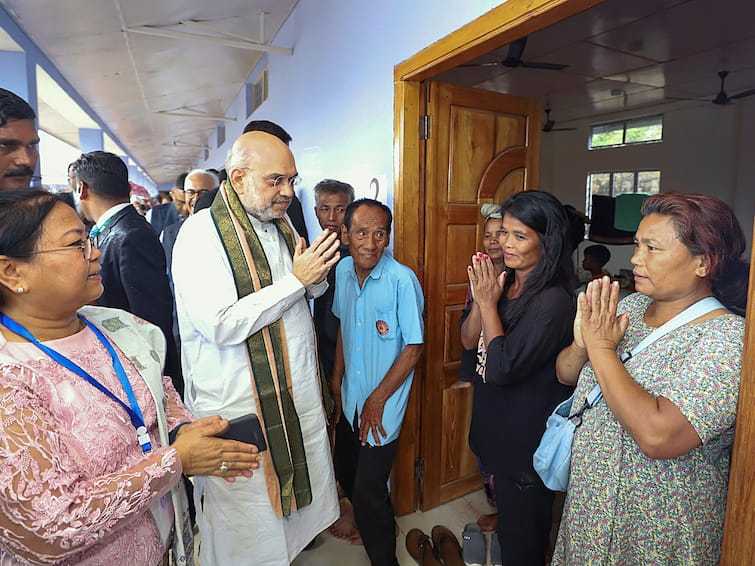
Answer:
[{"left": 292, "top": 489, "right": 494, "bottom": 566}]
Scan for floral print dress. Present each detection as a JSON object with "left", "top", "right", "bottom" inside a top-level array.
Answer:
[{"left": 552, "top": 293, "right": 745, "bottom": 566}]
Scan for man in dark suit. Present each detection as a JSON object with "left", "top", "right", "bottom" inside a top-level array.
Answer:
[
  {"left": 146, "top": 172, "right": 188, "bottom": 236},
  {"left": 74, "top": 150, "right": 182, "bottom": 394}
]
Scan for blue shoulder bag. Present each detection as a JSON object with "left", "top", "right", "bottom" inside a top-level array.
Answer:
[{"left": 533, "top": 296, "right": 724, "bottom": 492}]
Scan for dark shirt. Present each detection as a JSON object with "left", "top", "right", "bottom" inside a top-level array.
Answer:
[
  {"left": 313, "top": 244, "right": 350, "bottom": 379},
  {"left": 148, "top": 202, "right": 180, "bottom": 236},
  {"left": 468, "top": 285, "right": 575, "bottom": 475}
]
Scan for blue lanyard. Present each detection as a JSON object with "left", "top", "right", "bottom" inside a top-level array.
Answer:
[{"left": 0, "top": 313, "right": 152, "bottom": 453}]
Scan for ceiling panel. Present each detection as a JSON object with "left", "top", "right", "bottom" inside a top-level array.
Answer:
[
  {"left": 1, "top": 0, "right": 296, "bottom": 185},
  {"left": 4, "top": 0, "right": 755, "bottom": 183},
  {"left": 432, "top": 0, "right": 755, "bottom": 126}
]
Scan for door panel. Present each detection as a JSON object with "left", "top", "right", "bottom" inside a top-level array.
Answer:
[{"left": 420, "top": 80, "right": 541, "bottom": 510}]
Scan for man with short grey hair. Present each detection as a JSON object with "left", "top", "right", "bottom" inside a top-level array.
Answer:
[{"left": 183, "top": 168, "right": 219, "bottom": 214}]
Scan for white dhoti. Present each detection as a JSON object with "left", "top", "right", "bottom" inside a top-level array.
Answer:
[{"left": 173, "top": 209, "right": 338, "bottom": 566}]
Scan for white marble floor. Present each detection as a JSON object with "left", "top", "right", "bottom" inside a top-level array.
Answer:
[{"left": 291, "top": 489, "right": 494, "bottom": 566}]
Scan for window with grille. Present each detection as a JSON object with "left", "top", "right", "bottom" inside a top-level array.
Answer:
[{"left": 589, "top": 115, "right": 663, "bottom": 149}]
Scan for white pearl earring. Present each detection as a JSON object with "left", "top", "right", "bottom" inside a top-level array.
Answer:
[{"left": 17, "top": 287, "right": 24, "bottom": 294}]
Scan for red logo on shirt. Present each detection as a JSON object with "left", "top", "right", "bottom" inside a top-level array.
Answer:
[{"left": 376, "top": 320, "right": 389, "bottom": 336}]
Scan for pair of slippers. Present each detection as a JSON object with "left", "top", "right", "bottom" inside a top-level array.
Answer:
[
  {"left": 406, "top": 525, "right": 464, "bottom": 566},
  {"left": 462, "top": 523, "right": 501, "bottom": 566}
]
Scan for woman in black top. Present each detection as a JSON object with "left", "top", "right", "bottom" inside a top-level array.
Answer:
[{"left": 467, "top": 190, "right": 576, "bottom": 566}]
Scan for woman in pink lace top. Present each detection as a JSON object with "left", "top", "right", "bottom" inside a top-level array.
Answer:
[{"left": 0, "top": 190, "right": 261, "bottom": 565}]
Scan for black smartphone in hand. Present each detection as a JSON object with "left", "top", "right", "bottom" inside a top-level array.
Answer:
[{"left": 218, "top": 413, "right": 268, "bottom": 452}]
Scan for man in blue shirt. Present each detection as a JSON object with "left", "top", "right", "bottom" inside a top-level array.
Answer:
[{"left": 331, "top": 198, "right": 424, "bottom": 566}]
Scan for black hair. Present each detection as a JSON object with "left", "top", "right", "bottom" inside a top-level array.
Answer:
[
  {"left": 242, "top": 120, "right": 292, "bottom": 145},
  {"left": 314, "top": 179, "right": 355, "bottom": 203},
  {"left": 74, "top": 151, "right": 130, "bottom": 200},
  {"left": 563, "top": 204, "right": 588, "bottom": 252},
  {"left": 0, "top": 88, "right": 36, "bottom": 127},
  {"left": 499, "top": 190, "right": 575, "bottom": 329},
  {"left": 175, "top": 172, "right": 189, "bottom": 189},
  {"left": 583, "top": 244, "right": 611, "bottom": 267},
  {"left": 0, "top": 189, "right": 63, "bottom": 306},
  {"left": 343, "top": 198, "right": 392, "bottom": 233}
]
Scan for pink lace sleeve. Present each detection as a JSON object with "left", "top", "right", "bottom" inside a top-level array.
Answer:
[
  {"left": 0, "top": 365, "right": 181, "bottom": 564},
  {"left": 162, "top": 375, "right": 194, "bottom": 430}
]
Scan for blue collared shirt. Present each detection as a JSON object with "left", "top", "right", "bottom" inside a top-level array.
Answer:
[{"left": 333, "top": 253, "right": 424, "bottom": 445}]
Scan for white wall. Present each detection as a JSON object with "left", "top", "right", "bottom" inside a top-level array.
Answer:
[
  {"left": 198, "top": 0, "right": 502, "bottom": 241},
  {"left": 541, "top": 99, "right": 755, "bottom": 277}
]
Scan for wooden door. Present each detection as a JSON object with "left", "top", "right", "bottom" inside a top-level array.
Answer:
[{"left": 419, "top": 80, "right": 541, "bottom": 510}]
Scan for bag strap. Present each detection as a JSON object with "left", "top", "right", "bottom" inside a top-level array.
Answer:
[
  {"left": 586, "top": 296, "right": 724, "bottom": 408},
  {"left": 619, "top": 296, "right": 724, "bottom": 362}
]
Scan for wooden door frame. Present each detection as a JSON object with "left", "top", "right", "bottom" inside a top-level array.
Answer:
[{"left": 391, "top": 1, "right": 755, "bottom": 562}]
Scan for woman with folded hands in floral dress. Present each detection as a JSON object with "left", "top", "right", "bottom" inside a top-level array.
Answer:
[{"left": 552, "top": 193, "right": 748, "bottom": 565}]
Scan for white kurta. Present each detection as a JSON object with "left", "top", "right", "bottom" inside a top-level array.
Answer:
[{"left": 172, "top": 209, "right": 338, "bottom": 566}]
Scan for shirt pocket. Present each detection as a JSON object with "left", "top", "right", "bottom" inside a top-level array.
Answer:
[{"left": 375, "top": 310, "right": 398, "bottom": 340}]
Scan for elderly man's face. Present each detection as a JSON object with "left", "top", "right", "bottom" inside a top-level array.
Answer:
[
  {"left": 184, "top": 173, "right": 217, "bottom": 214},
  {"left": 0, "top": 118, "right": 39, "bottom": 191},
  {"left": 231, "top": 137, "right": 297, "bottom": 222}
]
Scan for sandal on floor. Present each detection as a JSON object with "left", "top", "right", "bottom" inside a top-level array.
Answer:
[
  {"left": 490, "top": 531, "right": 502, "bottom": 566},
  {"left": 461, "top": 523, "right": 485, "bottom": 566},
  {"left": 431, "top": 525, "right": 464, "bottom": 566},
  {"left": 406, "top": 528, "right": 442, "bottom": 566}
]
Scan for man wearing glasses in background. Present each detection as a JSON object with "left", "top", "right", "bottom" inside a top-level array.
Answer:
[
  {"left": 73, "top": 150, "right": 182, "bottom": 395},
  {"left": 172, "top": 131, "right": 341, "bottom": 565},
  {"left": 183, "top": 168, "right": 219, "bottom": 214}
]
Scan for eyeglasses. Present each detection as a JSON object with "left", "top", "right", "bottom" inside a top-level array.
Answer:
[
  {"left": 29, "top": 239, "right": 94, "bottom": 260},
  {"left": 185, "top": 189, "right": 211, "bottom": 198},
  {"left": 240, "top": 167, "right": 301, "bottom": 189}
]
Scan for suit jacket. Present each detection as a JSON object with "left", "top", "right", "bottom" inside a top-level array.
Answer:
[
  {"left": 148, "top": 202, "right": 180, "bottom": 236},
  {"left": 96, "top": 205, "right": 183, "bottom": 393},
  {"left": 286, "top": 195, "right": 309, "bottom": 245},
  {"left": 160, "top": 219, "right": 184, "bottom": 343}
]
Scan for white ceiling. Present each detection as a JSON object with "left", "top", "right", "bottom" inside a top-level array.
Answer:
[
  {"left": 0, "top": 0, "right": 297, "bottom": 185},
  {"left": 434, "top": 0, "right": 755, "bottom": 127},
  {"left": 3, "top": 0, "right": 754, "bottom": 184}
]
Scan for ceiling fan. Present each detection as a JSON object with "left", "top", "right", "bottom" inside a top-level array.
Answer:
[
  {"left": 542, "top": 107, "right": 576, "bottom": 132},
  {"left": 712, "top": 70, "right": 755, "bottom": 105},
  {"left": 461, "top": 36, "right": 568, "bottom": 71}
]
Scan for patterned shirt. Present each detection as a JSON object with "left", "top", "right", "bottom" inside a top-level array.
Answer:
[{"left": 553, "top": 293, "right": 745, "bottom": 566}]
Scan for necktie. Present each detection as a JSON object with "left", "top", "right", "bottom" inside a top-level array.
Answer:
[{"left": 89, "top": 225, "right": 101, "bottom": 246}]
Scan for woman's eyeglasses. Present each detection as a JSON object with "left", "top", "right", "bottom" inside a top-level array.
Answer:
[{"left": 29, "top": 239, "right": 94, "bottom": 260}]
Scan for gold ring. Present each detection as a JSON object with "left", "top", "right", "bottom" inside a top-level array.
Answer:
[{"left": 219, "top": 461, "right": 229, "bottom": 474}]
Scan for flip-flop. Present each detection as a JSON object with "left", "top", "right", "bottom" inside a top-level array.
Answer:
[
  {"left": 406, "top": 528, "right": 442, "bottom": 566},
  {"left": 490, "top": 531, "right": 502, "bottom": 566},
  {"left": 461, "top": 523, "right": 486, "bottom": 566},
  {"left": 431, "top": 525, "right": 464, "bottom": 566}
]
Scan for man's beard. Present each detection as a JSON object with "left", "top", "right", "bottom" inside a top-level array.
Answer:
[{"left": 246, "top": 196, "right": 292, "bottom": 222}]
